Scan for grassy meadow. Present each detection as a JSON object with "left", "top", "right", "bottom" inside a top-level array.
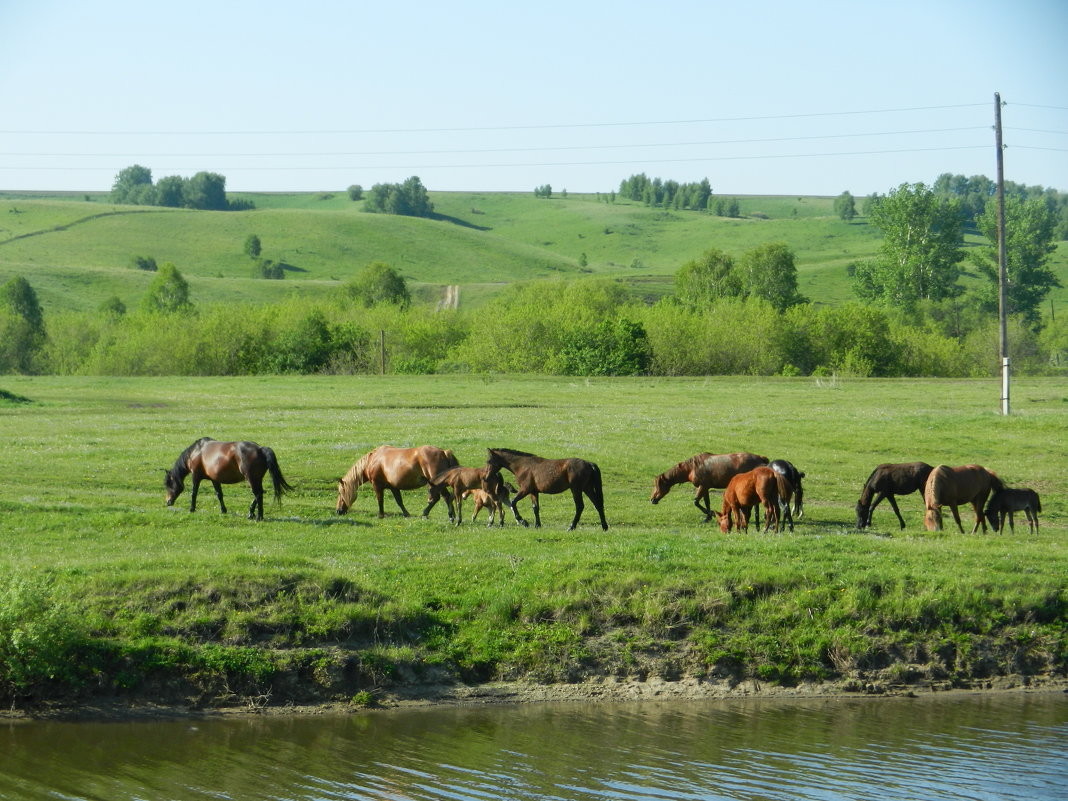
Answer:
[{"left": 1, "top": 374, "right": 1065, "bottom": 708}]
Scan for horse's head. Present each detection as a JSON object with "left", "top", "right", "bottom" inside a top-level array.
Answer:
[
  {"left": 717, "top": 510, "right": 732, "bottom": 533},
  {"left": 983, "top": 506, "right": 1001, "bottom": 532},
  {"left": 650, "top": 473, "right": 671, "bottom": 504},
  {"left": 854, "top": 501, "right": 870, "bottom": 529},
  {"left": 335, "top": 476, "right": 356, "bottom": 515},
  {"left": 164, "top": 469, "right": 184, "bottom": 506}
]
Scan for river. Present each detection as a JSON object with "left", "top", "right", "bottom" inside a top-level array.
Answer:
[{"left": 1, "top": 693, "right": 1065, "bottom": 800}]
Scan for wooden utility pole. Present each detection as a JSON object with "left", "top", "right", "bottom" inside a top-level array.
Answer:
[{"left": 994, "top": 93, "right": 1009, "bottom": 415}]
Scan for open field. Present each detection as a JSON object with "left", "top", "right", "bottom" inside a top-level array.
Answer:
[{"left": 1, "top": 375, "right": 1065, "bottom": 711}]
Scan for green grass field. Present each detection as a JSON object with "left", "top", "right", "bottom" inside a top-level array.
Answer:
[{"left": 1, "top": 375, "right": 1065, "bottom": 707}]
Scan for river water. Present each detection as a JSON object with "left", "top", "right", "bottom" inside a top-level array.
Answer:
[{"left": 1, "top": 693, "right": 1065, "bottom": 800}]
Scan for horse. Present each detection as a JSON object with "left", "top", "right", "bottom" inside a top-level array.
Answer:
[
  {"left": 650, "top": 452, "right": 769, "bottom": 522},
  {"left": 770, "top": 458, "right": 805, "bottom": 520},
  {"left": 923, "top": 464, "right": 1004, "bottom": 534},
  {"left": 485, "top": 448, "right": 608, "bottom": 530},
  {"left": 716, "top": 466, "right": 790, "bottom": 533},
  {"left": 984, "top": 488, "right": 1041, "bottom": 534},
  {"left": 855, "top": 462, "right": 935, "bottom": 529},
  {"left": 336, "top": 445, "right": 458, "bottom": 518},
  {"left": 463, "top": 481, "right": 516, "bottom": 527},
  {"left": 164, "top": 437, "right": 292, "bottom": 521},
  {"left": 427, "top": 465, "right": 500, "bottom": 525}
]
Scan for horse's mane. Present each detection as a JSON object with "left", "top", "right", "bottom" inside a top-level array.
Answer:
[
  {"left": 489, "top": 447, "right": 540, "bottom": 459},
  {"left": 170, "top": 436, "right": 215, "bottom": 480}
]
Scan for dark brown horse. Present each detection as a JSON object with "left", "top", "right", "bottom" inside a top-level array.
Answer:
[
  {"left": 923, "top": 464, "right": 1004, "bottom": 533},
  {"left": 984, "top": 488, "right": 1041, "bottom": 534},
  {"left": 716, "top": 466, "right": 790, "bottom": 533},
  {"left": 855, "top": 462, "right": 935, "bottom": 529},
  {"left": 651, "top": 452, "right": 769, "bottom": 522},
  {"left": 486, "top": 448, "right": 607, "bottom": 530},
  {"left": 427, "top": 465, "right": 499, "bottom": 525},
  {"left": 164, "top": 437, "right": 293, "bottom": 521},
  {"left": 336, "top": 445, "right": 458, "bottom": 518}
]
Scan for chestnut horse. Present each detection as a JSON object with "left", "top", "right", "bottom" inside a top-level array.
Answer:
[
  {"left": 427, "top": 465, "right": 499, "bottom": 525},
  {"left": 651, "top": 452, "right": 769, "bottom": 522},
  {"left": 984, "top": 488, "right": 1041, "bottom": 534},
  {"left": 855, "top": 462, "right": 934, "bottom": 529},
  {"left": 716, "top": 466, "right": 791, "bottom": 533},
  {"left": 485, "top": 448, "right": 607, "bottom": 530},
  {"left": 336, "top": 445, "right": 458, "bottom": 518},
  {"left": 165, "top": 437, "right": 292, "bottom": 521},
  {"left": 923, "top": 464, "right": 1004, "bottom": 533},
  {"left": 463, "top": 481, "right": 515, "bottom": 527}
]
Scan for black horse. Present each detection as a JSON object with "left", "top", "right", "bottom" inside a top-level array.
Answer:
[
  {"left": 770, "top": 459, "right": 805, "bottom": 520},
  {"left": 855, "top": 461, "right": 934, "bottom": 529}
]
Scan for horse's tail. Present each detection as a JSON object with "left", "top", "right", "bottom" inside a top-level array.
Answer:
[
  {"left": 443, "top": 448, "right": 460, "bottom": 468},
  {"left": 263, "top": 447, "right": 293, "bottom": 503},
  {"left": 1034, "top": 492, "right": 1042, "bottom": 513},
  {"left": 589, "top": 462, "right": 605, "bottom": 507}
]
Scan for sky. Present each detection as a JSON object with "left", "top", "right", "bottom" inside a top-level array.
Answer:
[{"left": 1, "top": 0, "right": 1066, "bottom": 197}]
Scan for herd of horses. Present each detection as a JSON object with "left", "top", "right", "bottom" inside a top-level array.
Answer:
[{"left": 163, "top": 439, "right": 1042, "bottom": 534}]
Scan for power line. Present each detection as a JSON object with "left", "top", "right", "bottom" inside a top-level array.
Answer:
[{"left": 0, "top": 103, "right": 990, "bottom": 137}]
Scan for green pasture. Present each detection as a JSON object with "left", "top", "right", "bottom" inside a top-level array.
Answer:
[{"left": 1, "top": 375, "right": 1065, "bottom": 704}]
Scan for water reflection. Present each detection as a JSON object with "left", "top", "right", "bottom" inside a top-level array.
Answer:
[{"left": 1, "top": 694, "right": 1065, "bottom": 800}]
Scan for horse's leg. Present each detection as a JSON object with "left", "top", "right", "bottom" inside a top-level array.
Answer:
[
  {"left": 375, "top": 487, "right": 387, "bottom": 518},
  {"left": 693, "top": 486, "right": 712, "bottom": 521},
  {"left": 509, "top": 490, "right": 530, "bottom": 527},
  {"left": 390, "top": 488, "right": 411, "bottom": 517},
  {"left": 1006, "top": 510, "right": 1016, "bottom": 535},
  {"left": 883, "top": 494, "right": 907, "bottom": 529},
  {"left": 189, "top": 475, "right": 202, "bottom": 513},
  {"left": 568, "top": 487, "right": 585, "bottom": 531},
  {"left": 952, "top": 504, "right": 967, "bottom": 534},
  {"left": 530, "top": 493, "right": 542, "bottom": 528}
]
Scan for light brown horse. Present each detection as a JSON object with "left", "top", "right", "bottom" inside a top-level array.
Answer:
[
  {"left": 486, "top": 448, "right": 607, "bottom": 530},
  {"left": 165, "top": 437, "right": 292, "bottom": 521},
  {"left": 336, "top": 445, "right": 458, "bottom": 518},
  {"left": 651, "top": 452, "right": 769, "bottom": 522},
  {"left": 717, "top": 466, "right": 791, "bottom": 533},
  {"left": 427, "top": 465, "right": 499, "bottom": 525},
  {"left": 923, "top": 464, "right": 1004, "bottom": 533},
  {"left": 463, "top": 481, "right": 515, "bottom": 527}
]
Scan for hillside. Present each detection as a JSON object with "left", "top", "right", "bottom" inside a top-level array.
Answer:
[{"left": 1, "top": 190, "right": 1065, "bottom": 315}]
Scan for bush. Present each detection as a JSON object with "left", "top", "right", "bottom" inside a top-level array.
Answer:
[{"left": 0, "top": 574, "right": 89, "bottom": 696}]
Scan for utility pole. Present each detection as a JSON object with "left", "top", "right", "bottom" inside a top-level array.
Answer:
[{"left": 994, "top": 92, "right": 1009, "bottom": 415}]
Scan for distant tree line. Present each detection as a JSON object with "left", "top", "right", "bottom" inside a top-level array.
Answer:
[
  {"left": 111, "top": 165, "right": 253, "bottom": 211},
  {"left": 618, "top": 174, "right": 713, "bottom": 212},
  {"left": 930, "top": 173, "right": 1068, "bottom": 237}
]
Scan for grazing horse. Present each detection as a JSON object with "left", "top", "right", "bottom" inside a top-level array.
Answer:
[
  {"left": 984, "top": 488, "right": 1041, "bottom": 534},
  {"left": 164, "top": 437, "right": 292, "bottom": 521},
  {"left": 336, "top": 445, "right": 458, "bottom": 518},
  {"left": 770, "top": 459, "right": 805, "bottom": 520},
  {"left": 427, "top": 465, "right": 499, "bottom": 525},
  {"left": 716, "top": 466, "right": 790, "bottom": 533},
  {"left": 486, "top": 448, "right": 608, "bottom": 530},
  {"left": 923, "top": 464, "right": 1004, "bottom": 533},
  {"left": 855, "top": 462, "right": 935, "bottom": 529},
  {"left": 650, "top": 452, "right": 769, "bottom": 522}
]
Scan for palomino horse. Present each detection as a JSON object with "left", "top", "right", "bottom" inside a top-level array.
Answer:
[
  {"left": 716, "top": 466, "right": 791, "bottom": 533},
  {"left": 427, "top": 465, "right": 500, "bottom": 525},
  {"left": 165, "top": 437, "right": 293, "bottom": 521},
  {"left": 923, "top": 464, "right": 1004, "bottom": 533},
  {"left": 485, "top": 448, "right": 608, "bottom": 530},
  {"left": 650, "top": 452, "right": 769, "bottom": 522},
  {"left": 336, "top": 445, "right": 458, "bottom": 518},
  {"left": 855, "top": 462, "right": 934, "bottom": 529},
  {"left": 984, "top": 488, "right": 1041, "bottom": 534}
]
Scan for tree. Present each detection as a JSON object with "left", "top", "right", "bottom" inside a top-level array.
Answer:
[
  {"left": 972, "top": 196, "right": 1061, "bottom": 329},
  {"left": 184, "top": 172, "right": 228, "bottom": 210},
  {"left": 155, "top": 175, "right": 186, "bottom": 208},
  {"left": 853, "top": 182, "right": 965, "bottom": 309},
  {"left": 738, "top": 243, "right": 807, "bottom": 312},
  {"left": 675, "top": 249, "right": 742, "bottom": 309},
  {"left": 244, "top": 234, "right": 262, "bottom": 259},
  {"left": 347, "top": 184, "right": 363, "bottom": 201},
  {"left": 111, "top": 164, "right": 155, "bottom": 205},
  {"left": 833, "top": 191, "right": 856, "bottom": 221},
  {"left": 364, "top": 176, "right": 434, "bottom": 217},
  {"left": 0, "top": 276, "right": 46, "bottom": 373},
  {"left": 342, "top": 262, "right": 411, "bottom": 309},
  {"left": 141, "top": 263, "right": 194, "bottom": 314}
]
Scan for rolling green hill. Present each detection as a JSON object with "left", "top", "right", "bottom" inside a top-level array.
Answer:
[{"left": 1, "top": 189, "right": 1064, "bottom": 315}]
